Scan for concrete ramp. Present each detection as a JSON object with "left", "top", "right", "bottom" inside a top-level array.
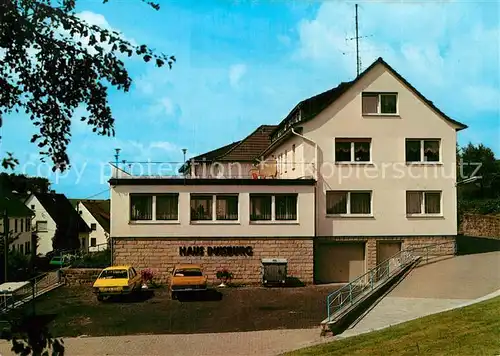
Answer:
[{"left": 339, "top": 251, "right": 500, "bottom": 337}]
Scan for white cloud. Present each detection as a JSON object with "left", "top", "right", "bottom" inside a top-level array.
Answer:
[
  {"left": 229, "top": 64, "right": 247, "bottom": 87},
  {"left": 296, "top": 1, "right": 500, "bottom": 117},
  {"left": 277, "top": 34, "right": 292, "bottom": 46},
  {"left": 77, "top": 11, "right": 111, "bottom": 29},
  {"left": 147, "top": 96, "right": 179, "bottom": 118},
  {"left": 72, "top": 11, "right": 137, "bottom": 56},
  {"left": 158, "top": 97, "right": 175, "bottom": 116}
]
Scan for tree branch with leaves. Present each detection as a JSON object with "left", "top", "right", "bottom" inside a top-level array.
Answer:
[{"left": 0, "top": 0, "right": 175, "bottom": 171}]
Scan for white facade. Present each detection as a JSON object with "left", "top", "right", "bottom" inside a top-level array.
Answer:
[
  {"left": 24, "top": 195, "right": 89, "bottom": 255},
  {"left": 24, "top": 195, "right": 57, "bottom": 256},
  {"left": 0, "top": 216, "right": 33, "bottom": 255},
  {"left": 76, "top": 202, "right": 109, "bottom": 251},
  {"left": 111, "top": 183, "right": 315, "bottom": 238},
  {"left": 265, "top": 62, "right": 462, "bottom": 237}
]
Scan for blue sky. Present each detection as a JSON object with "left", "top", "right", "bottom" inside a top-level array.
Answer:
[{"left": 1, "top": 0, "right": 499, "bottom": 199}]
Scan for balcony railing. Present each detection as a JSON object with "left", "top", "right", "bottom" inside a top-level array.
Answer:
[{"left": 110, "top": 160, "right": 317, "bottom": 180}]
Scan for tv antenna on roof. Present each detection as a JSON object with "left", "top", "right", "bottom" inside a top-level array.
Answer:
[{"left": 344, "top": 4, "right": 373, "bottom": 77}]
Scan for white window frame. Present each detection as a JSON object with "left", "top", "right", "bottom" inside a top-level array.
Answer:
[
  {"left": 334, "top": 138, "right": 373, "bottom": 164},
  {"left": 405, "top": 139, "right": 442, "bottom": 164},
  {"left": 326, "top": 190, "right": 373, "bottom": 217},
  {"left": 190, "top": 193, "right": 240, "bottom": 224},
  {"left": 406, "top": 190, "right": 443, "bottom": 217},
  {"left": 36, "top": 221, "right": 48, "bottom": 232},
  {"left": 130, "top": 194, "right": 180, "bottom": 224},
  {"left": 284, "top": 150, "right": 288, "bottom": 173},
  {"left": 362, "top": 92, "right": 399, "bottom": 115},
  {"left": 250, "top": 194, "right": 299, "bottom": 223}
]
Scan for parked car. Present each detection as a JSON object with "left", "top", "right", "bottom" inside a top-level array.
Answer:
[
  {"left": 92, "top": 265, "right": 142, "bottom": 301},
  {"left": 48, "top": 255, "right": 71, "bottom": 267},
  {"left": 170, "top": 264, "right": 208, "bottom": 300}
]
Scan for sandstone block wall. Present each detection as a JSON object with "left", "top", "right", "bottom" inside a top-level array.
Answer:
[
  {"left": 62, "top": 268, "right": 102, "bottom": 286},
  {"left": 460, "top": 214, "right": 500, "bottom": 239},
  {"left": 112, "top": 237, "right": 314, "bottom": 285}
]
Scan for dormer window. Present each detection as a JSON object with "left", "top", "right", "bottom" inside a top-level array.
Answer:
[{"left": 362, "top": 93, "right": 398, "bottom": 115}]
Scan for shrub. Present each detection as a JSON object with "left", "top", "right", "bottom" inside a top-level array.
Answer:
[
  {"left": 71, "top": 250, "right": 110, "bottom": 268},
  {"left": 141, "top": 268, "right": 154, "bottom": 284},
  {"left": 216, "top": 269, "right": 233, "bottom": 283}
]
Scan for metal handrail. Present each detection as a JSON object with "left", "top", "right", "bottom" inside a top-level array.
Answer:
[
  {"left": 325, "top": 241, "right": 454, "bottom": 324},
  {"left": 0, "top": 271, "right": 62, "bottom": 314}
]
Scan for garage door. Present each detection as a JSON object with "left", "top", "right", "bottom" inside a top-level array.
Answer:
[
  {"left": 377, "top": 241, "right": 402, "bottom": 265},
  {"left": 315, "top": 242, "right": 365, "bottom": 283}
]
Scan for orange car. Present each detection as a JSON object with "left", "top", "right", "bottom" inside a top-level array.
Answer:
[{"left": 170, "top": 264, "right": 208, "bottom": 300}]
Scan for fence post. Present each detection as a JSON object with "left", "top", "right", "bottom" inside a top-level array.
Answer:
[{"left": 327, "top": 295, "right": 330, "bottom": 321}]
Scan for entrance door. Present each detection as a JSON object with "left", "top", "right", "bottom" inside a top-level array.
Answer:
[
  {"left": 315, "top": 242, "right": 365, "bottom": 283},
  {"left": 377, "top": 241, "right": 402, "bottom": 265}
]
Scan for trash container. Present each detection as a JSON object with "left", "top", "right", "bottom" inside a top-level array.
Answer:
[{"left": 262, "top": 258, "right": 287, "bottom": 286}]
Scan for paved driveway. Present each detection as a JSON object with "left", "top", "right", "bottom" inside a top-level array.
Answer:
[
  {"left": 339, "top": 251, "right": 500, "bottom": 338},
  {"left": 0, "top": 328, "right": 332, "bottom": 356}
]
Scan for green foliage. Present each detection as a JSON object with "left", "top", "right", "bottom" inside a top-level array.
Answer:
[
  {"left": 458, "top": 199, "right": 500, "bottom": 215},
  {"left": 3, "top": 314, "right": 64, "bottom": 356},
  {"left": 7, "top": 250, "right": 30, "bottom": 281},
  {"left": 71, "top": 249, "right": 110, "bottom": 268},
  {"left": 458, "top": 143, "right": 500, "bottom": 199},
  {"left": 0, "top": 0, "right": 174, "bottom": 171},
  {"left": 0, "top": 173, "right": 50, "bottom": 198},
  {"left": 51, "top": 225, "right": 80, "bottom": 252}
]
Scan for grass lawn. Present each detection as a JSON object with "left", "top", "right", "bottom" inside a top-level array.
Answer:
[
  {"left": 286, "top": 296, "right": 500, "bottom": 356},
  {"left": 12, "top": 285, "right": 335, "bottom": 337}
]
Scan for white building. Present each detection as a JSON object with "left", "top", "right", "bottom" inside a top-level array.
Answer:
[
  {"left": 0, "top": 196, "right": 34, "bottom": 255},
  {"left": 25, "top": 193, "right": 90, "bottom": 255},
  {"left": 71, "top": 199, "right": 110, "bottom": 252},
  {"left": 109, "top": 57, "right": 466, "bottom": 285}
]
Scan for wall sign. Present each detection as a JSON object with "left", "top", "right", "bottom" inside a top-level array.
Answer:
[{"left": 179, "top": 246, "right": 253, "bottom": 257}]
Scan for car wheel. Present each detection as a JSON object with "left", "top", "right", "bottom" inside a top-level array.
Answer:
[
  {"left": 97, "top": 295, "right": 104, "bottom": 302},
  {"left": 171, "top": 292, "right": 177, "bottom": 300}
]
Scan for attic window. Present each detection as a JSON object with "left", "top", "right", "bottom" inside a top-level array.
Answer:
[{"left": 362, "top": 93, "right": 397, "bottom": 115}]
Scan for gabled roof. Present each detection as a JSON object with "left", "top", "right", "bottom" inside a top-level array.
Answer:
[
  {"left": 80, "top": 200, "right": 110, "bottom": 233},
  {"left": 179, "top": 125, "right": 277, "bottom": 173},
  {"left": 269, "top": 57, "right": 467, "bottom": 145},
  {"left": 220, "top": 125, "right": 277, "bottom": 161},
  {"left": 178, "top": 141, "right": 240, "bottom": 173},
  {"left": 0, "top": 195, "right": 34, "bottom": 218},
  {"left": 32, "top": 193, "right": 90, "bottom": 233}
]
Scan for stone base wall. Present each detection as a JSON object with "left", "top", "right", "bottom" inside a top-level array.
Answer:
[
  {"left": 62, "top": 268, "right": 102, "bottom": 286},
  {"left": 315, "top": 236, "right": 456, "bottom": 271},
  {"left": 460, "top": 214, "right": 500, "bottom": 239},
  {"left": 112, "top": 237, "right": 314, "bottom": 285}
]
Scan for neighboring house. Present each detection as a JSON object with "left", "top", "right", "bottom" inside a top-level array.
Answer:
[
  {"left": 70, "top": 199, "right": 110, "bottom": 251},
  {"left": 109, "top": 57, "right": 467, "bottom": 285},
  {"left": 25, "top": 193, "right": 91, "bottom": 256},
  {"left": 0, "top": 196, "right": 34, "bottom": 256}
]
